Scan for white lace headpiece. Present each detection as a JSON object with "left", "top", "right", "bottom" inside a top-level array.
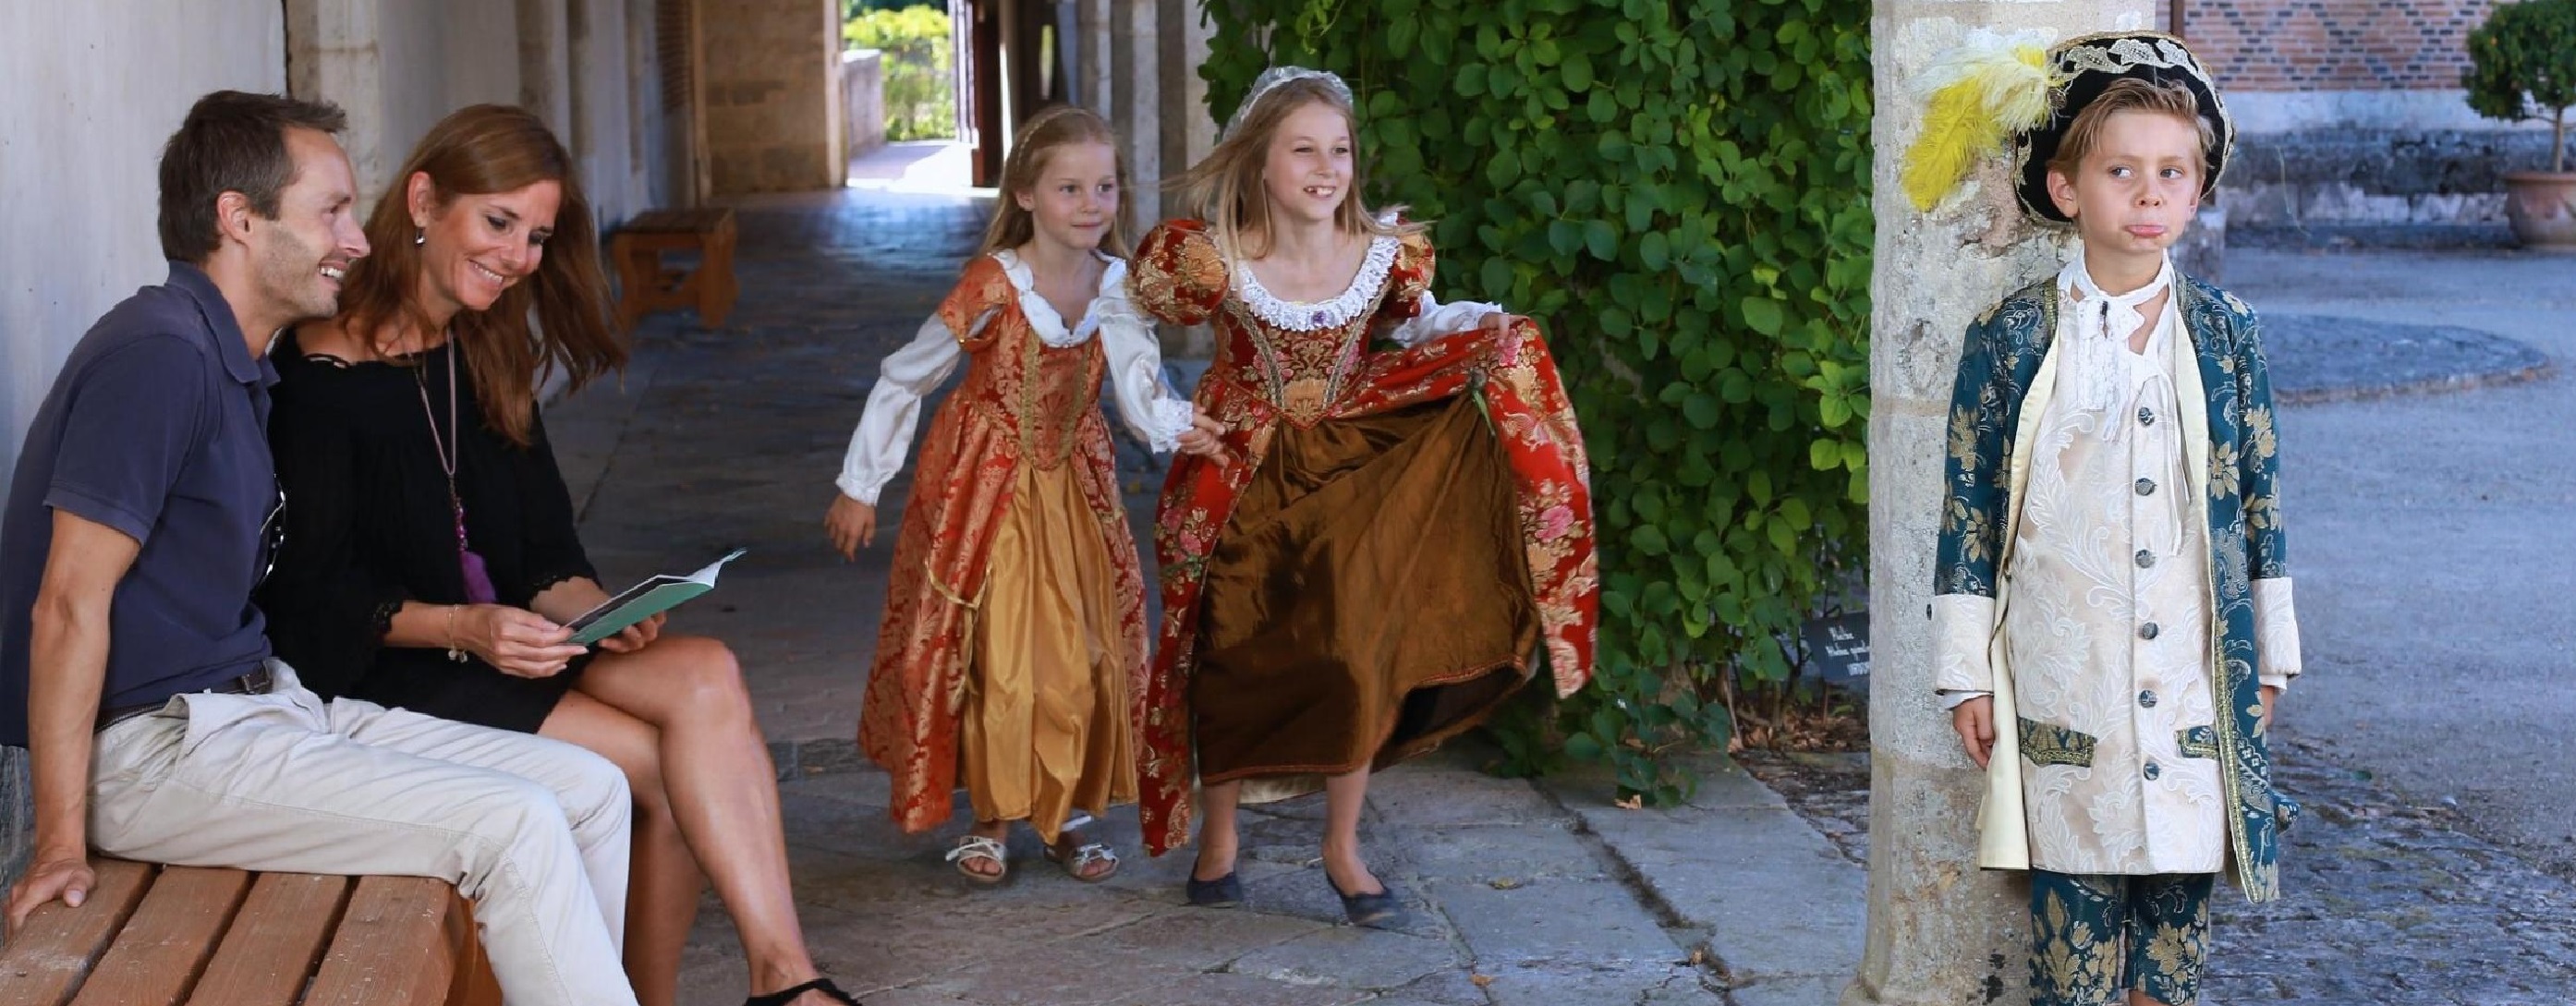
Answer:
[{"left": 1222, "top": 67, "right": 1355, "bottom": 141}]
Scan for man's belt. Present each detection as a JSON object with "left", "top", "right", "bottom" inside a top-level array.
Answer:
[{"left": 94, "top": 667, "right": 276, "bottom": 733}]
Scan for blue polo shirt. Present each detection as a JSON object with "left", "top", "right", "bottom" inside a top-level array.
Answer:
[{"left": 0, "top": 262, "right": 278, "bottom": 746}]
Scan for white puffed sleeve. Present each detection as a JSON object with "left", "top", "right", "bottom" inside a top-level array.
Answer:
[
  {"left": 1094, "top": 275, "right": 1196, "bottom": 453},
  {"left": 1386, "top": 291, "right": 1504, "bottom": 348},
  {"left": 832, "top": 310, "right": 987, "bottom": 505}
]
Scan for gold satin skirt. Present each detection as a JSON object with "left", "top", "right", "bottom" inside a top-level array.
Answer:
[
  {"left": 957, "top": 462, "right": 1136, "bottom": 842},
  {"left": 1191, "top": 395, "right": 1538, "bottom": 797}
]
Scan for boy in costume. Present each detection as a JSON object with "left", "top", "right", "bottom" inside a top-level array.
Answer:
[{"left": 1914, "top": 31, "right": 2305, "bottom": 1006}]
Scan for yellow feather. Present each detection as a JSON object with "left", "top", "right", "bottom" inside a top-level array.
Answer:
[{"left": 1900, "top": 42, "right": 2057, "bottom": 212}]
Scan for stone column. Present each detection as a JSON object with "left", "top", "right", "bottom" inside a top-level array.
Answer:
[
  {"left": 1152, "top": 0, "right": 1216, "bottom": 358},
  {"left": 1105, "top": 0, "right": 1158, "bottom": 244},
  {"left": 518, "top": 0, "right": 577, "bottom": 137},
  {"left": 1848, "top": 3, "right": 2154, "bottom": 1004}
]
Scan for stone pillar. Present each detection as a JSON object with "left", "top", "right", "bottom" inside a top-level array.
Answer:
[
  {"left": 1848, "top": 3, "right": 2154, "bottom": 1004},
  {"left": 1151, "top": 0, "right": 1216, "bottom": 358},
  {"left": 285, "top": 0, "right": 393, "bottom": 204},
  {"left": 698, "top": 0, "right": 845, "bottom": 194},
  {"left": 518, "top": 0, "right": 576, "bottom": 137},
  {"left": 1105, "top": 0, "right": 1158, "bottom": 244}
]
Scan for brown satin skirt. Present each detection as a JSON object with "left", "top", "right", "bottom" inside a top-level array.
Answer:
[{"left": 1191, "top": 394, "right": 1538, "bottom": 792}]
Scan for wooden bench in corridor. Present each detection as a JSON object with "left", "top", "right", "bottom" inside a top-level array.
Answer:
[
  {"left": 0, "top": 858, "right": 498, "bottom": 1006},
  {"left": 611, "top": 206, "right": 739, "bottom": 332}
]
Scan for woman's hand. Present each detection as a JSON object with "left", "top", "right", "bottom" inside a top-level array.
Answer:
[
  {"left": 1177, "top": 414, "right": 1227, "bottom": 461},
  {"left": 458, "top": 605, "right": 586, "bottom": 678},
  {"left": 594, "top": 612, "right": 664, "bottom": 654},
  {"left": 1479, "top": 310, "right": 1524, "bottom": 333},
  {"left": 825, "top": 494, "right": 877, "bottom": 561}
]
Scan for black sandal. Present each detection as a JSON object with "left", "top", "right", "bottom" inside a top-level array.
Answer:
[
  {"left": 745, "top": 976, "right": 862, "bottom": 1006},
  {"left": 1327, "top": 875, "right": 1411, "bottom": 930},
  {"left": 1186, "top": 869, "right": 1242, "bottom": 907}
]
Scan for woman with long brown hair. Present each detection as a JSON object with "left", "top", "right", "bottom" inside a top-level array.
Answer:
[{"left": 257, "top": 104, "right": 855, "bottom": 1006}]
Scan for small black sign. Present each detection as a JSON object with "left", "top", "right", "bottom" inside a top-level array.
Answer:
[{"left": 1800, "top": 611, "right": 1870, "bottom": 685}]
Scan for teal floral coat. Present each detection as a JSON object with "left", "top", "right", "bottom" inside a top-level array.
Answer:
[{"left": 1934, "top": 273, "right": 2303, "bottom": 902}]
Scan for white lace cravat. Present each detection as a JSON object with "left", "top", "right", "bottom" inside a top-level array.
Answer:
[{"left": 2058, "top": 254, "right": 2174, "bottom": 434}]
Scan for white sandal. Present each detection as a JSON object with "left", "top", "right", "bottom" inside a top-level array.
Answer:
[
  {"left": 945, "top": 834, "right": 1008, "bottom": 884},
  {"left": 1044, "top": 838, "right": 1121, "bottom": 882}
]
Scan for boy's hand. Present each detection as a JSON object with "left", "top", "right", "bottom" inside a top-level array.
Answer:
[
  {"left": 1951, "top": 696, "right": 1995, "bottom": 770},
  {"left": 2259, "top": 685, "right": 2281, "bottom": 732},
  {"left": 825, "top": 494, "right": 877, "bottom": 561}
]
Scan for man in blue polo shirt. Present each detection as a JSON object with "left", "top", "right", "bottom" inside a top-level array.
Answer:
[{"left": 0, "top": 91, "right": 639, "bottom": 1006}]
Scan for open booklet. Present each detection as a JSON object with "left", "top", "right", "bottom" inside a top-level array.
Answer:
[{"left": 565, "top": 548, "right": 747, "bottom": 646}]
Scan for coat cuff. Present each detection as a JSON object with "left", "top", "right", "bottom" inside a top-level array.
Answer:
[
  {"left": 835, "top": 473, "right": 887, "bottom": 508},
  {"left": 1932, "top": 593, "right": 1997, "bottom": 695},
  {"left": 2254, "top": 576, "right": 2302, "bottom": 689}
]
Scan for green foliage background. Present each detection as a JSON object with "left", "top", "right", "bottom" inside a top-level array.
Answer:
[
  {"left": 2461, "top": 0, "right": 2576, "bottom": 172},
  {"left": 845, "top": 6, "right": 959, "bottom": 141},
  {"left": 1200, "top": 0, "right": 1874, "bottom": 800}
]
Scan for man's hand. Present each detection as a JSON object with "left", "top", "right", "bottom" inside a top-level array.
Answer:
[
  {"left": 5, "top": 848, "right": 95, "bottom": 938},
  {"left": 1951, "top": 695, "right": 1996, "bottom": 770},
  {"left": 825, "top": 494, "right": 877, "bottom": 562},
  {"left": 2260, "top": 685, "right": 2281, "bottom": 732}
]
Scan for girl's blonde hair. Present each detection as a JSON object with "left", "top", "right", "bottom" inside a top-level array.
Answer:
[
  {"left": 978, "top": 104, "right": 1130, "bottom": 257},
  {"left": 1170, "top": 76, "right": 1423, "bottom": 261}
]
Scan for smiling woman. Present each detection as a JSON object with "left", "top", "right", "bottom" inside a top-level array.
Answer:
[{"left": 253, "top": 104, "right": 857, "bottom": 1006}]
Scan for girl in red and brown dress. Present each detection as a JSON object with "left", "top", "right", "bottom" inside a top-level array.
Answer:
[
  {"left": 1128, "top": 67, "right": 1598, "bottom": 929},
  {"left": 827, "top": 106, "right": 1222, "bottom": 886}
]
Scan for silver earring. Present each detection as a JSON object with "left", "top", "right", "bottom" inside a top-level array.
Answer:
[{"left": 414, "top": 228, "right": 426, "bottom": 247}]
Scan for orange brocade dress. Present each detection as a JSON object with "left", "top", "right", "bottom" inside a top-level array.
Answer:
[
  {"left": 854, "top": 252, "right": 1181, "bottom": 842},
  {"left": 1127, "top": 220, "right": 1599, "bottom": 856}
]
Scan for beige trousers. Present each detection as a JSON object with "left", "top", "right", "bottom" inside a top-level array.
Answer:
[{"left": 85, "top": 662, "right": 638, "bottom": 1006}]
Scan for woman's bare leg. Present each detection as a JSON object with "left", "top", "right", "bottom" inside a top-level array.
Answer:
[
  {"left": 540, "top": 691, "right": 699, "bottom": 1006},
  {"left": 573, "top": 636, "right": 831, "bottom": 1002}
]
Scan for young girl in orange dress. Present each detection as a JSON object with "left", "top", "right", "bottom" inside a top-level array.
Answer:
[
  {"left": 824, "top": 106, "right": 1222, "bottom": 884},
  {"left": 1127, "top": 67, "right": 1598, "bottom": 928}
]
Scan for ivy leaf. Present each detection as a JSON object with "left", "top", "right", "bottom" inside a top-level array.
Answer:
[
  {"left": 1740, "top": 296, "right": 1785, "bottom": 336},
  {"left": 1562, "top": 51, "right": 1596, "bottom": 91},
  {"left": 1584, "top": 219, "right": 1619, "bottom": 261},
  {"left": 1682, "top": 391, "right": 1719, "bottom": 429},
  {"left": 1639, "top": 230, "right": 1671, "bottom": 271}
]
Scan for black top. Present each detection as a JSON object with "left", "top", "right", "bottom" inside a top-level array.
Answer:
[
  {"left": 256, "top": 329, "right": 595, "bottom": 733},
  {"left": 0, "top": 263, "right": 276, "bottom": 745}
]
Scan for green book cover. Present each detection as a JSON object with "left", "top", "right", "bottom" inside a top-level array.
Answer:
[{"left": 566, "top": 548, "right": 747, "bottom": 645}]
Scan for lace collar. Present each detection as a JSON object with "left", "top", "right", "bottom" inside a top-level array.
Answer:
[
  {"left": 993, "top": 248, "right": 1126, "bottom": 348},
  {"left": 1233, "top": 233, "right": 1402, "bottom": 333}
]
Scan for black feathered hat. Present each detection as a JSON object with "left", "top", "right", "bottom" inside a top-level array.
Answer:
[{"left": 2013, "top": 31, "right": 2234, "bottom": 224}]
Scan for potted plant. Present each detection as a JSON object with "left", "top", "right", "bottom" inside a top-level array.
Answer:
[{"left": 2463, "top": 0, "right": 2576, "bottom": 249}]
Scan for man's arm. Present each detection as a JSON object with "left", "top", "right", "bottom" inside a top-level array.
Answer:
[{"left": 6, "top": 509, "right": 141, "bottom": 935}]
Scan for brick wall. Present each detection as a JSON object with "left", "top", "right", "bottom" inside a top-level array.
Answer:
[{"left": 2180, "top": 0, "right": 2502, "bottom": 91}]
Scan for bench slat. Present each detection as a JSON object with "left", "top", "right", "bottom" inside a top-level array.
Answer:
[
  {"left": 68, "top": 866, "right": 251, "bottom": 1006},
  {"left": 190, "top": 873, "right": 354, "bottom": 1006},
  {"left": 0, "top": 858, "right": 154, "bottom": 1006},
  {"left": 300, "top": 876, "right": 465, "bottom": 1006}
]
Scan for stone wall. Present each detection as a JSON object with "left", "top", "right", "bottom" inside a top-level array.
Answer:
[
  {"left": 843, "top": 50, "right": 888, "bottom": 159},
  {"left": 2188, "top": 0, "right": 2502, "bottom": 91},
  {"left": 2170, "top": 0, "right": 2559, "bottom": 234},
  {"left": 700, "top": 0, "right": 846, "bottom": 194},
  {"left": 0, "top": 0, "right": 290, "bottom": 884}
]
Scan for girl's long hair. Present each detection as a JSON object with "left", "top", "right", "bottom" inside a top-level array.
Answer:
[
  {"left": 1169, "top": 77, "right": 1420, "bottom": 261},
  {"left": 978, "top": 104, "right": 1131, "bottom": 257},
  {"left": 336, "top": 103, "right": 624, "bottom": 447}
]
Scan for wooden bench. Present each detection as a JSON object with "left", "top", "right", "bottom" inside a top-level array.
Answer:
[
  {"left": 611, "top": 207, "right": 739, "bottom": 332},
  {"left": 0, "top": 858, "right": 498, "bottom": 1006}
]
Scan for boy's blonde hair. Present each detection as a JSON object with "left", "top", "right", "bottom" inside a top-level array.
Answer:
[
  {"left": 978, "top": 105, "right": 1130, "bottom": 257},
  {"left": 1169, "top": 77, "right": 1423, "bottom": 260},
  {"left": 2046, "top": 78, "right": 2218, "bottom": 185}
]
